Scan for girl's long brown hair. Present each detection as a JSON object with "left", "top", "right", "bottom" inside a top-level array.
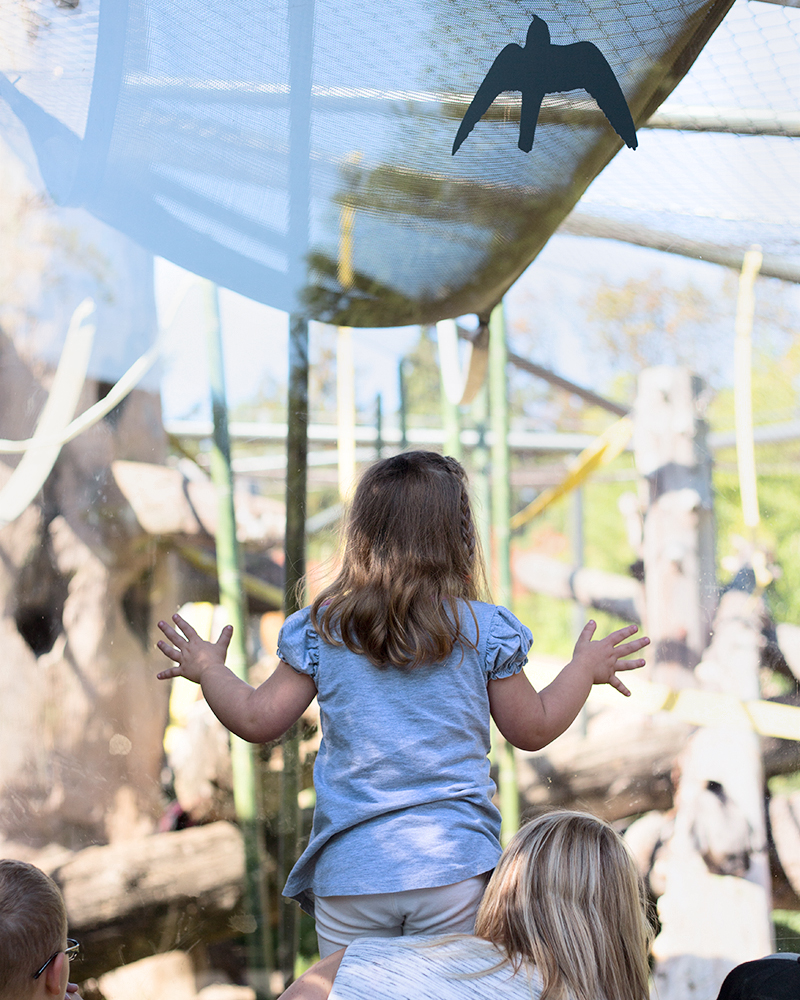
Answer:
[{"left": 311, "top": 451, "right": 487, "bottom": 668}]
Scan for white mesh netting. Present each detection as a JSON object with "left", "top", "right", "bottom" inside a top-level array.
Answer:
[{"left": 0, "top": 0, "right": 796, "bottom": 327}]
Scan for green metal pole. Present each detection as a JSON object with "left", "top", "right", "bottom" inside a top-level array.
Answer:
[
  {"left": 436, "top": 324, "right": 462, "bottom": 460},
  {"left": 279, "top": 313, "right": 308, "bottom": 987},
  {"left": 201, "top": 279, "right": 273, "bottom": 999},
  {"left": 471, "top": 380, "right": 491, "bottom": 569},
  {"left": 283, "top": 0, "right": 312, "bottom": 984},
  {"left": 398, "top": 358, "right": 408, "bottom": 450},
  {"left": 375, "top": 392, "right": 384, "bottom": 460},
  {"left": 488, "top": 301, "right": 518, "bottom": 844}
]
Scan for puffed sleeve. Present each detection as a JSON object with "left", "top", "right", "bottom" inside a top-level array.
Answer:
[
  {"left": 486, "top": 606, "right": 533, "bottom": 680},
  {"left": 276, "top": 607, "right": 320, "bottom": 679}
]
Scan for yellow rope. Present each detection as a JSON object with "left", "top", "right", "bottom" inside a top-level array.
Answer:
[
  {"left": 510, "top": 416, "right": 633, "bottom": 529},
  {"left": 591, "top": 675, "right": 800, "bottom": 742}
]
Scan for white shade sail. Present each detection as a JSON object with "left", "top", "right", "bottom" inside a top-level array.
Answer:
[{"left": 0, "top": 0, "right": 744, "bottom": 327}]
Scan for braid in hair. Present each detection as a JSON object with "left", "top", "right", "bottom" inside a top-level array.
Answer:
[
  {"left": 459, "top": 480, "right": 476, "bottom": 570},
  {"left": 443, "top": 456, "right": 476, "bottom": 579}
]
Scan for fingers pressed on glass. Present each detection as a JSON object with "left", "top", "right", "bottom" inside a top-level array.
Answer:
[
  {"left": 615, "top": 658, "right": 646, "bottom": 671},
  {"left": 158, "top": 621, "right": 188, "bottom": 648},
  {"left": 609, "top": 625, "right": 638, "bottom": 643},
  {"left": 615, "top": 638, "right": 649, "bottom": 657},
  {"left": 173, "top": 613, "right": 198, "bottom": 639},
  {"left": 157, "top": 640, "right": 181, "bottom": 663}
]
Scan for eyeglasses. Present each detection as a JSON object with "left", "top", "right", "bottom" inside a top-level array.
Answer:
[{"left": 33, "top": 938, "right": 80, "bottom": 980}]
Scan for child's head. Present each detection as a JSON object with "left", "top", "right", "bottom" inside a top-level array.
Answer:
[
  {"left": 475, "top": 811, "right": 652, "bottom": 1000},
  {"left": 0, "top": 859, "right": 70, "bottom": 1000},
  {"left": 312, "top": 451, "right": 487, "bottom": 668}
]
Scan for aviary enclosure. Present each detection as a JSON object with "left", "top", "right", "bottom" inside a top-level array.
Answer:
[{"left": 0, "top": 0, "right": 798, "bottom": 998}]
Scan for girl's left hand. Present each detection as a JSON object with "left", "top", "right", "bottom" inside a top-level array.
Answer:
[
  {"left": 570, "top": 620, "right": 649, "bottom": 697},
  {"left": 156, "top": 613, "right": 233, "bottom": 684}
]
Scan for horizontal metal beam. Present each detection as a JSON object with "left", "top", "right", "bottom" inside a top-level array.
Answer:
[
  {"left": 645, "top": 106, "right": 800, "bottom": 137},
  {"left": 128, "top": 76, "right": 799, "bottom": 138},
  {"left": 165, "top": 418, "right": 598, "bottom": 454},
  {"left": 169, "top": 417, "right": 800, "bottom": 461},
  {"left": 560, "top": 213, "right": 800, "bottom": 284},
  {"left": 709, "top": 420, "right": 800, "bottom": 450}
]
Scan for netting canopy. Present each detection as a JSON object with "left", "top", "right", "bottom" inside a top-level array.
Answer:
[
  {"left": 0, "top": 0, "right": 737, "bottom": 328},
  {"left": 570, "top": 0, "right": 800, "bottom": 273}
]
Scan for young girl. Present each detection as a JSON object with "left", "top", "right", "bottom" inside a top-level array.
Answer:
[{"left": 157, "top": 451, "right": 648, "bottom": 957}]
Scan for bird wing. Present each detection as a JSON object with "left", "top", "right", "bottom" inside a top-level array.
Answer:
[
  {"left": 547, "top": 40, "right": 637, "bottom": 149},
  {"left": 452, "top": 44, "right": 527, "bottom": 154}
]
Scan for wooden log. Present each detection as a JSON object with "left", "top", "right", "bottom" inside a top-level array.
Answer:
[
  {"left": 775, "top": 622, "right": 800, "bottom": 682},
  {"left": 45, "top": 822, "right": 253, "bottom": 981},
  {"left": 517, "top": 711, "right": 683, "bottom": 821},
  {"left": 0, "top": 155, "right": 180, "bottom": 847},
  {"left": 511, "top": 550, "right": 643, "bottom": 624},
  {"left": 111, "top": 460, "right": 285, "bottom": 546},
  {"left": 634, "top": 368, "right": 716, "bottom": 679},
  {"left": 770, "top": 791, "right": 800, "bottom": 900},
  {"left": 650, "top": 587, "right": 773, "bottom": 1000},
  {"left": 516, "top": 693, "right": 800, "bottom": 825},
  {"left": 0, "top": 382, "right": 177, "bottom": 846}
]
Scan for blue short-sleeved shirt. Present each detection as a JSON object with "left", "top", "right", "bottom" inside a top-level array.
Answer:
[{"left": 277, "top": 601, "right": 532, "bottom": 914}]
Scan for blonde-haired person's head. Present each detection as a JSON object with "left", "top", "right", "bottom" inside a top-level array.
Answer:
[
  {"left": 0, "top": 859, "right": 69, "bottom": 999},
  {"left": 474, "top": 811, "right": 652, "bottom": 1000}
]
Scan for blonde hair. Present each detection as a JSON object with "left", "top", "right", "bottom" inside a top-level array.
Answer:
[
  {"left": 0, "top": 859, "right": 68, "bottom": 999},
  {"left": 474, "top": 811, "right": 653, "bottom": 1000},
  {"left": 312, "top": 451, "right": 488, "bottom": 668}
]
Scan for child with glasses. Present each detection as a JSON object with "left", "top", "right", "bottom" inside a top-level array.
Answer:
[{"left": 0, "top": 859, "right": 82, "bottom": 1000}]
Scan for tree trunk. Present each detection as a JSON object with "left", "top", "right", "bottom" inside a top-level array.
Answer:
[
  {"left": 650, "top": 587, "right": 773, "bottom": 1000},
  {"left": 0, "top": 152, "right": 175, "bottom": 849},
  {"left": 512, "top": 550, "right": 643, "bottom": 624},
  {"left": 516, "top": 681, "right": 799, "bottom": 824},
  {"left": 634, "top": 368, "right": 716, "bottom": 681}
]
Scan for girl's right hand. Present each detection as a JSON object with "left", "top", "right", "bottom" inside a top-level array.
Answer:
[
  {"left": 156, "top": 613, "right": 233, "bottom": 684},
  {"left": 570, "top": 620, "right": 649, "bottom": 697}
]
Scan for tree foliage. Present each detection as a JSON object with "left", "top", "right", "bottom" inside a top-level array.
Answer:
[
  {"left": 584, "top": 269, "right": 733, "bottom": 391},
  {"left": 401, "top": 325, "right": 441, "bottom": 421}
]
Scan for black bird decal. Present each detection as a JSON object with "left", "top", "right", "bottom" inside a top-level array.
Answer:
[{"left": 453, "top": 16, "right": 637, "bottom": 154}]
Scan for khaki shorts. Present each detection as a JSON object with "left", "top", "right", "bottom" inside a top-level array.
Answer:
[{"left": 313, "top": 872, "right": 491, "bottom": 958}]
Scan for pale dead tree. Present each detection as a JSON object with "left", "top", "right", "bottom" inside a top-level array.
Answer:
[{"left": 0, "top": 142, "right": 177, "bottom": 850}]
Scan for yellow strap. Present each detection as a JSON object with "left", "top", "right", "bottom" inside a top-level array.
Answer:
[
  {"left": 510, "top": 416, "right": 633, "bottom": 529},
  {"left": 592, "top": 676, "right": 800, "bottom": 742}
]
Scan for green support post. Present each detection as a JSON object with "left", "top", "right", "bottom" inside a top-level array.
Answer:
[
  {"left": 488, "top": 301, "right": 519, "bottom": 844},
  {"left": 572, "top": 487, "right": 588, "bottom": 737},
  {"left": 201, "top": 279, "right": 273, "bottom": 999},
  {"left": 471, "top": 381, "right": 491, "bottom": 567},
  {"left": 375, "top": 392, "right": 384, "bottom": 460},
  {"left": 398, "top": 358, "right": 408, "bottom": 450},
  {"left": 435, "top": 324, "right": 462, "bottom": 460},
  {"left": 279, "top": 313, "right": 309, "bottom": 987}
]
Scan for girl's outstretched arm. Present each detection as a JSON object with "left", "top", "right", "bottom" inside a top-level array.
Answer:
[
  {"left": 157, "top": 613, "right": 317, "bottom": 743},
  {"left": 488, "top": 620, "right": 649, "bottom": 752}
]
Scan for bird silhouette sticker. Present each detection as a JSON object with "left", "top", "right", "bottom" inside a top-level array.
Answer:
[{"left": 452, "top": 16, "right": 637, "bottom": 154}]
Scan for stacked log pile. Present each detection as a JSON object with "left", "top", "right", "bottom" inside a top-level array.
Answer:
[{"left": 514, "top": 368, "right": 800, "bottom": 998}]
